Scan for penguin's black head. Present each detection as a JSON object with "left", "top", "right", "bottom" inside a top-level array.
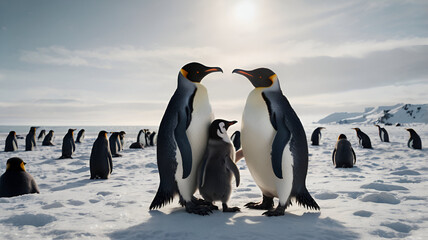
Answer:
[
  {"left": 49, "top": 130, "right": 54, "bottom": 133},
  {"left": 9, "top": 131, "right": 16, "bottom": 136},
  {"left": 338, "top": 134, "right": 347, "bottom": 140},
  {"left": 405, "top": 128, "right": 416, "bottom": 134},
  {"left": 98, "top": 130, "right": 108, "bottom": 138},
  {"left": 181, "top": 62, "right": 223, "bottom": 83},
  {"left": 352, "top": 128, "right": 361, "bottom": 132},
  {"left": 232, "top": 68, "right": 277, "bottom": 88},
  {"left": 119, "top": 131, "right": 126, "bottom": 136},
  {"left": 6, "top": 157, "right": 26, "bottom": 172},
  {"left": 318, "top": 127, "right": 326, "bottom": 130},
  {"left": 209, "top": 119, "right": 237, "bottom": 140},
  {"left": 29, "top": 127, "right": 37, "bottom": 133}
]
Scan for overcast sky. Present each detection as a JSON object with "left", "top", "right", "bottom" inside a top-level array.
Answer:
[{"left": 1, "top": 0, "right": 428, "bottom": 126}]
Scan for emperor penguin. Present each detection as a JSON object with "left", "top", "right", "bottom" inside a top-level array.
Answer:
[
  {"left": 76, "top": 129, "right": 85, "bottom": 143},
  {"left": 59, "top": 129, "right": 76, "bottom": 159},
  {"left": 129, "top": 129, "right": 145, "bottom": 149},
  {"left": 233, "top": 67, "right": 320, "bottom": 216},
  {"left": 199, "top": 119, "right": 240, "bottom": 212},
  {"left": 150, "top": 62, "right": 222, "bottom": 215},
  {"left": 25, "top": 127, "right": 37, "bottom": 151},
  {"left": 149, "top": 131, "right": 156, "bottom": 146},
  {"left": 406, "top": 128, "right": 422, "bottom": 149},
  {"left": 5, "top": 131, "right": 18, "bottom": 152},
  {"left": 230, "top": 131, "right": 241, "bottom": 151},
  {"left": 0, "top": 157, "right": 40, "bottom": 198},
  {"left": 37, "top": 130, "right": 46, "bottom": 141},
  {"left": 119, "top": 131, "right": 126, "bottom": 150},
  {"left": 332, "top": 134, "right": 356, "bottom": 168},
  {"left": 90, "top": 131, "right": 113, "bottom": 179},
  {"left": 375, "top": 125, "right": 389, "bottom": 142},
  {"left": 109, "top": 132, "right": 122, "bottom": 157},
  {"left": 42, "top": 130, "right": 55, "bottom": 146},
  {"left": 352, "top": 128, "right": 372, "bottom": 149},
  {"left": 311, "top": 127, "right": 325, "bottom": 146}
]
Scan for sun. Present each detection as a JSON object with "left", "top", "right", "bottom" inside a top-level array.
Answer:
[{"left": 235, "top": 1, "right": 256, "bottom": 22}]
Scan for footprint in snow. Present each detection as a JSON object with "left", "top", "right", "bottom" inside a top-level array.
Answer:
[
  {"left": 67, "top": 200, "right": 85, "bottom": 206},
  {"left": 381, "top": 222, "right": 417, "bottom": 233},
  {"left": 360, "top": 183, "right": 408, "bottom": 191},
  {"left": 315, "top": 192, "right": 339, "bottom": 200},
  {"left": 353, "top": 210, "right": 373, "bottom": 217},
  {"left": 361, "top": 192, "right": 400, "bottom": 204},
  {"left": 42, "top": 202, "right": 65, "bottom": 209},
  {"left": 0, "top": 213, "right": 56, "bottom": 227},
  {"left": 390, "top": 170, "right": 420, "bottom": 176}
]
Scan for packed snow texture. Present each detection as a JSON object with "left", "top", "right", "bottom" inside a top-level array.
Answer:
[
  {"left": 318, "top": 103, "right": 428, "bottom": 124},
  {"left": 0, "top": 124, "right": 427, "bottom": 239}
]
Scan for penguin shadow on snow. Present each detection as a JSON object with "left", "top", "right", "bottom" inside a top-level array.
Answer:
[{"left": 109, "top": 210, "right": 359, "bottom": 239}]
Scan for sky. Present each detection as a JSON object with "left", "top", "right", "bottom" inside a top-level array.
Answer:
[{"left": 1, "top": 0, "right": 428, "bottom": 126}]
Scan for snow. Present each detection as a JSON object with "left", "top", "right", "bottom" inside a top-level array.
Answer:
[
  {"left": 0, "top": 123, "right": 427, "bottom": 239},
  {"left": 318, "top": 103, "right": 428, "bottom": 124}
]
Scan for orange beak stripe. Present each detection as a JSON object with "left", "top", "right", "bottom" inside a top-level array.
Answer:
[
  {"left": 205, "top": 68, "right": 219, "bottom": 72},
  {"left": 238, "top": 70, "right": 253, "bottom": 77}
]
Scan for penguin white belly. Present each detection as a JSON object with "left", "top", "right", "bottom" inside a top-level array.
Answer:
[
  {"left": 242, "top": 89, "right": 278, "bottom": 197},
  {"left": 175, "top": 84, "right": 213, "bottom": 201}
]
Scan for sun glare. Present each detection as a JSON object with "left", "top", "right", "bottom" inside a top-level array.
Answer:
[{"left": 235, "top": 1, "right": 256, "bottom": 22}]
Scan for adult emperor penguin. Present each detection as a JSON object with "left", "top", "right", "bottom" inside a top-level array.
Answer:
[
  {"left": 0, "top": 157, "right": 40, "bottom": 198},
  {"left": 352, "top": 128, "right": 372, "bottom": 149},
  {"left": 375, "top": 125, "right": 389, "bottom": 142},
  {"left": 37, "top": 130, "right": 46, "bottom": 141},
  {"left": 76, "top": 129, "right": 85, "bottom": 143},
  {"left": 233, "top": 67, "right": 320, "bottom": 216},
  {"left": 332, "top": 134, "right": 356, "bottom": 168},
  {"left": 119, "top": 131, "right": 126, "bottom": 150},
  {"left": 130, "top": 129, "right": 145, "bottom": 149},
  {"left": 5, "top": 131, "right": 18, "bottom": 152},
  {"left": 150, "top": 62, "right": 222, "bottom": 215},
  {"left": 90, "top": 131, "right": 113, "bottom": 179},
  {"left": 311, "top": 127, "right": 325, "bottom": 146},
  {"left": 149, "top": 131, "right": 156, "bottom": 146},
  {"left": 59, "top": 129, "right": 76, "bottom": 159},
  {"left": 230, "top": 131, "right": 241, "bottom": 151},
  {"left": 199, "top": 119, "right": 240, "bottom": 212},
  {"left": 406, "top": 128, "right": 422, "bottom": 149},
  {"left": 42, "top": 130, "right": 55, "bottom": 146},
  {"left": 109, "top": 132, "right": 122, "bottom": 157},
  {"left": 25, "top": 127, "right": 37, "bottom": 151}
]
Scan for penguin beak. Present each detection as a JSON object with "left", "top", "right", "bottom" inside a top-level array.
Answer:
[
  {"left": 227, "top": 120, "right": 238, "bottom": 127},
  {"left": 205, "top": 67, "right": 223, "bottom": 73},
  {"left": 232, "top": 69, "right": 253, "bottom": 78}
]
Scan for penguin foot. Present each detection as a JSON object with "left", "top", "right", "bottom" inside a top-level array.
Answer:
[
  {"left": 222, "top": 203, "right": 240, "bottom": 212},
  {"left": 262, "top": 205, "right": 286, "bottom": 217},
  {"left": 245, "top": 195, "right": 274, "bottom": 210},
  {"left": 185, "top": 202, "right": 212, "bottom": 216}
]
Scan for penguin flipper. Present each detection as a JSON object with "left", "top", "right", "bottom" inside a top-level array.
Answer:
[
  {"left": 174, "top": 109, "right": 193, "bottom": 179},
  {"left": 271, "top": 123, "right": 291, "bottom": 179},
  {"left": 332, "top": 149, "right": 336, "bottom": 165},
  {"left": 351, "top": 148, "right": 356, "bottom": 164},
  {"left": 226, "top": 156, "right": 240, "bottom": 187}
]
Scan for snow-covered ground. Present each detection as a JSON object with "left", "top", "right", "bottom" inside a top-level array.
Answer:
[{"left": 0, "top": 124, "right": 427, "bottom": 239}]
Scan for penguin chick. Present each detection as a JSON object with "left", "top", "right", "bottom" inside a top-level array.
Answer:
[
  {"left": 199, "top": 119, "right": 240, "bottom": 212},
  {"left": 90, "top": 131, "right": 113, "bottom": 179},
  {"left": 332, "top": 134, "right": 356, "bottom": 168},
  {"left": 0, "top": 157, "right": 40, "bottom": 198}
]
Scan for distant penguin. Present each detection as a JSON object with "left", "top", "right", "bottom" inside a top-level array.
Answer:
[
  {"left": 144, "top": 129, "right": 151, "bottom": 147},
  {"left": 0, "top": 157, "right": 40, "bottom": 198},
  {"left": 311, "top": 127, "right": 325, "bottom": 146},
  {"left": 233, "top": 67, "right": 319, "bottom": 216},
  {"left": 59, "top": 129, "right": 76, "bottom": 159},
  {"left": 42, "top": 130, "right": 55, "bottom": 146},
  {"left": 25, "top": 127, "right": 37, "bottom": 151},
  {"left": 90, "top": 131, "right": 113, "bottom": 179},
  {"left": 76, "top": 129, "right": 85, "bottom": 143},
  {"left": 119, "top": 131, "right": 126, "bottom": 150},
  {"left": 109, "top": 132, "right": 122, "bottom": 157},
  {"left": 37, "top": 130, "right": 46, "bottom": 141},
  {"left": 375, "top": 125, "right": 389, "bottom": 142},
  {"left": 406, "top": 128, "right": 422, "bottom": 149},
  {"left": 230, "top": 131, "right": 241, "bottom": 151},
  {"left": 150, "top": 62, "right": 222, "bottom": 215},
  {"left": 352, "top": 128, "right": 372, "bottom": 149},
  {"left": 332, "top": 134, "right": 356, "bottom": 168},
  {"left": 130, "top": 129, "right": 145, "bottom": 149},
  {"left": 149, "top": 131, "right": 156, "bottom": 146},
  {"left": 5, "top": 131, "right": 18, "bottom": 152},
  {"left": 199, "top": 119, "right": 240, "bottom": 212}
]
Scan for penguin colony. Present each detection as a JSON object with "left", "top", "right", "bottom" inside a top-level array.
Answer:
[{"left": 1, "top": 62, "right": 424, "bottom": 219}]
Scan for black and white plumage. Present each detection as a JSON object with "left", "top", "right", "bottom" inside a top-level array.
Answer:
[
  {"left": 230, "top": 131, "right": 241, "bottom": 151},
  {"left": 199, "top": 119, "right": 240, "bottom": 212},
  {"left": 311, "top": 127, "right": 325, "bottom": 146},
  {"left": 76, "top": 129, "right": 85, "bottom": 143},
  {"left": 352, "top": 128, "right": 372, "bottom": 149},
  {"left": 332, "top": 134, "right": 356, "bottom": 168},
  {"left": 109, "top": 132, "right": 122, "bottom": 157},
  {"left": 25, "top": 127, "right": 37, "bottom": 151},
  {"left": 5, "top": 131, "right": 18, "bottom": 152},
  {"left": 59, "top": 129, "right": 76, "bottom": 159},
  {"left": 0, "top": 157, "right": 39, "bottom": 198},
  {"left": 406, "top": 128, "right": 422, "bottom": 149},
  {"left": 37, "top": 130, "right": 46, "bottom": 141},
  {"left": 42, "top": 130, "right": 55, "bottom": 146},
  {"left": 149, "top": 62, "right": 222, "bottom": 215},
  {"left": 90, "top": 131, "right": 113, "bottom": 179},
  {"left": 233, "top": 67, "right": 319, "bottom": 216},
  {"left": 130, "top": 129, "right": 145, "bottom": 149},
  {"left": 375, "top": 125, "right": 389, "bottom": 142}
]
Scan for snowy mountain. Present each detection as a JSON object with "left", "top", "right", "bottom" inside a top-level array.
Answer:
[{"left": 318, "top": 103, "right": 428, "bottom": 124}]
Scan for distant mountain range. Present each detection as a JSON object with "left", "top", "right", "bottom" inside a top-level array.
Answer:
[{"left": 317, "top": 103, "right": 428, "bottom": 124}]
